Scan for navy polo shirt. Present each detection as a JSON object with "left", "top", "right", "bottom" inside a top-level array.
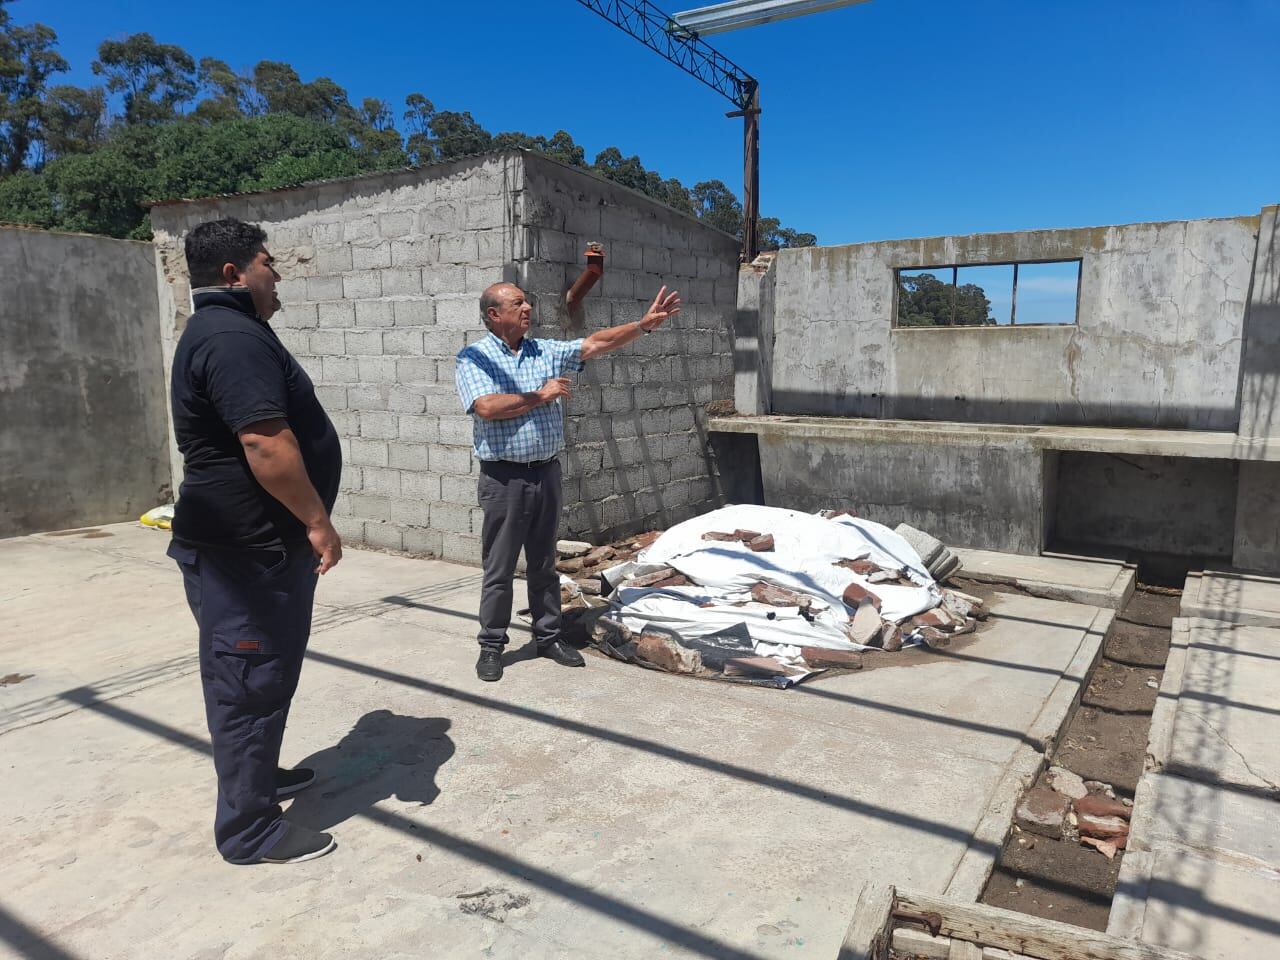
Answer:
[{"left": 170, "top": 288, "right": 341, "bottom": 551}]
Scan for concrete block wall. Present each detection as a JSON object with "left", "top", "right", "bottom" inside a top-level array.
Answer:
[
  {"left": 1, "top": 227, "right": 172, "bottom": 536},
  {"left": 149, "top": 151, "right": 738, "bottom": 562}
]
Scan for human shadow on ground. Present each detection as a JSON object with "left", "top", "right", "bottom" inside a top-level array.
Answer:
[{"left": 284, "top": 710, "right": 455, "bottom": 833}]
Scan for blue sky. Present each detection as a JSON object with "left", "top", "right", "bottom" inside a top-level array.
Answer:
[{"left": 22, "top": 0, "right": 1280, "bottom": 246}]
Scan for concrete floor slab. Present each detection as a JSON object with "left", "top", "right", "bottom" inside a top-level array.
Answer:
[
  {"left": 1165, "top": 619, "right": 1280, "bottom": 795},
  {"left": 1181, "top": 569, "right": 1280, "bottom": 626},
  {"left": 953, "top": 548, "right": 1136, "bottom": 609},
  {"left": 1, "top": 523, "right": 1111, "bottom": 960}
]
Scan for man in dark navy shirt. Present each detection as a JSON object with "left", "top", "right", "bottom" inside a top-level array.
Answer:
[{"left": 168, "top": 218, "right": 343, "bottom": 865}]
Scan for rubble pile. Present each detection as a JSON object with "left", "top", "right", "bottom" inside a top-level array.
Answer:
[
  {"left": 557, "top": 504, "right": 985, "bottom": 688},
  {"left": 1013, "top": 765, "right": 1134, "bottom": 859}
]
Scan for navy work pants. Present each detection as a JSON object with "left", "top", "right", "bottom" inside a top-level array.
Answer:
[
  {"left": 477, "top": 458, "right": 563, "bottom": 651},
  {"left": 168, "top": 539, "right": 317, "bottom": 863}
]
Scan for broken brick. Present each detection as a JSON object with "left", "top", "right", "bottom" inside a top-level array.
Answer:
[
  {"left": 1073, "top": 794, "right": 1132, "bottom": 821},
  {"left": 626, "top": 567, "right": 677, "bottom": 589},
  {"left": 881, "top": 622, "right": 904, "bottom": 652},
  {"left": 702, "top": 531, "right": 741, "bottom": 542},
  {"left": 847, "top": 602, "right": 883, "bottom": 646},
  {"left": 747, "top": 534, "right": 774, "bottom": 552},
  {"left": 820, "top": 508, "right": 859, "bottom": 520},
  {"left": 1015, "top": 787, "right": 1071, "bottom": 839},
  {"left": 556, "top": 557, "right": 586, "bottom": 574},
  {"left": 585, "top": 545, "right": 616, "bottom": 565},
  {"left": 1076, "top": 812, "right": 1130, "bottom": 841},
  {"left": 636, "top": 632, "right": 702, "bottom": 674},
  {"left": 750, "top": 582, "right": 811, "bottom": 609},
  {"left": 649, "top": 574, "right": 690, "bottom": 588},
  {"left": 800, "top": 647, "right": 864, "bottom": 669},
  {"left": 732, "top": 529, "right": 762, "bottom": 542},
  {"left": 912, "top": 608, "right": 957, "bottom": 630},
  {"left": 577, "top": 578, "right": 603, "bottom": 596},
  {"left": 836, "top": 558, "right": 880, "bottom": 575},
  {"left": 917, "top": 626, "right": 952, "bottom": 648},
  {"left": 556, "top": 539, "right": 592, "bottom": 559},
  {"left": 842, "top": 581, "right": 882, "bottom": 611},
  {"left": 631, "top": 531, "right": 661, "bottom": 550},
  {"left": 721, "top": 656, "right": 788, "bottom": 678}
]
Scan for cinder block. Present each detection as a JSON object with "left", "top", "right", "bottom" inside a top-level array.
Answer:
[
  {"left": 669, "top": 405, "right": 696, "bottom": 432},
  {"left": 422, "top": 329, "right": 466, "bottom": 357},
  {"left": 398, "top": 415, "right": 440, "bottom": 443},
  {"left": 441, "top": 473, "right": 478, "bottom": 504},
  {"left": 276, "top": 329, "right": 309, "bottom": 354},
  {"left": 532, "top": 229, "right": 577, "bottom": 263},
  {"left": 601, "top": 386, "right": 633, "bottom": 414},
  {"left": 389, "top": 498, "right": 432, "bottom": 527},
  {"left": 388, "top": 442, "right": 431, "bottom": 472},
  {"left": 391, "top": 237, "right": 438, "bottom": 268},
  {"left": 643, "top": 246, "right": 672, "bottom": 274},
  {"left": 424, "top": 387, "right": 464, "bottom": 415},
  {"left": 332, "top": 516, "right": 365, "bottom": 541},
  {"left": 564, "top": 203, "right": 602, "bottom": 237},
  {"left": 328, "top": 410, "right": 359, "bottom": 437},
  {"left": 358, "top": 410, "right": 397, "bottom": 440},
  {"left": 393, "top": 299, "right": 435, "bottom": 326},
  {"left": 316, "top": 301, "right": 355, "bottom": 328},
  {"left": 437, "top": 415, "right": 472, "bottom": 446},
  {"left": 396, "top": 357, "right": 435, "bottom": 383},
  {"left": 275, "top": 301, "right": 318, "bottom": 329},
  {"left": 383, "top": 328, "right": 424, "bottom": 356},
  {"left": 350, "top": 437, "right": 388, "bottom": 467},
  {"left": 347, "top": 383, "right": 390, "bottom": 411},
  {"left": 441, "top": 532, "right": 483, "bottom": 565},
  {"left": 322, "top": 356, "right": 359, "bottom": 383},
  {"left": 275, "top": 277, "right": 308, "bottom": 302},
  {"left": 420, "top": 200, "right": 463, "bottom": 234},
  {"left": 439, "top": 233, "right": 478, "bottom": 263},
  {"left": 382, "top": 268, "right": 423, "bottom": 296},
  {"left": 313, "top": 384, "right": 347, "bottom": 410},
  {"left": 379, "top": 211, "right": 414, "bottom": 238},
  {"left": 466, "top": 197, "right": 507, "bottom": 230},
  {"left": 403, "top": 527, "right": 443, "bottom": 556},
  {"left": 354, "top": 300, "right": 395, "bottom": 328},
  {"left": 363, "top": 521, "right": 404, "bottom": 552},
  {"left": 362, "top": 466, "right": 401, "bottom": 497},
  {"left": 520, "top": 261, "right": 567, "bottom": 297},
  {"left": 389, "top": 386, "right": 427, "bottom": 414},
  {"left": 400, "top": 470, "right": 442, "bottom": 500},
  {"left": 640, "top": 409, "right": 670, "bottom": 434},
  {"left": 356, "top": 356, "right": 397, "bottom": 382},
  {"left": 465, "top": 266, "right": 503, "bottom": 293},
  {"left": 343, "top": 271, "right": 382, "bottom": 300},
  {"left": 430, "top": 445, "right": 474, "bottom": 475},
  {"left": 343, "top": 216, "right": 379, "bottom": 243},
  {"left": 435, "top": 297, "right": 480, "bottom": 329},
  {"left": 311, "top": 221, "right": 344, "bottom": 246},
  {"left": 350, "top": 493, "right": 392, "bottom": 522},
  {"left": 672, "top": 250, "right": 698, "bottom": 277},
  {"left": 345, "top": 330, "right": 383, "bottom": 356},
  {"left": 437, "top": 357, "right": 457, "bottom": 382},
  {"left": 350, "top": 243, "right": 391, "bottom": 271},
  {"left": 475, "top": 229, "right": 507, "bottom": 264},
  {"left": 310, "top": 330, "right": 347, "bottom": 356},
  {"left": 423, "top": 264, "right": 467, "bottom": 296},
  {"left": 432, "top": 502, "right": 474, "bottom": 535},
  {"left": 307, "top": 276, "right": 343, "bottom": 300}
]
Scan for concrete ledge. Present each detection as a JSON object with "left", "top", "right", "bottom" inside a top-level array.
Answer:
[
  {"left": 709, "top": 414, "right": 1280, "bottom": 462},
  {"left": 1181, "top": 570, "right": 1280, "bottom": 626},
  {"left": 955, "top": 548, "right": 1136, "bottom": 610},
  {"left": 1145, "top": 619, "right": 1190, "bottom": 772}
]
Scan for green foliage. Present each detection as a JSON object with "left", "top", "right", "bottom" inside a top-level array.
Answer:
[
  {"left": 0, "top": 14, "right": 817, "bottom": 246},
  {"left": 897, "top": 272, "right": 994, "bottom": 326}
]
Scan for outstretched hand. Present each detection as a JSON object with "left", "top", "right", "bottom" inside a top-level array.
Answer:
[{"left": 639, "top": 286, "right": 682, "bottom": 332}]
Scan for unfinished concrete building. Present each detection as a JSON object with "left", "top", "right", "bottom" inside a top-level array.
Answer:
[{"left": 722, "top": 205, "right": 1280, "bottom": 575}]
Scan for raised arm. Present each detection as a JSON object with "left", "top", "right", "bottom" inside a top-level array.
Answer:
[{"left": 581, "top": 286, "right": 682, "bottom": 361}]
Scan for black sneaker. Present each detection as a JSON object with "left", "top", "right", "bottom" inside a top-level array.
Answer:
[
  {"left": 538, "top": 640, "right": 585, "bottom": 667},
  {"left": 476, "top": 648, "right": 503, "bottom": 682},
  {"left": 276, "top": 767, "right": 315, "bottom": 799},
  {"left": 259, "top": 824, "right": 336, "bottom": 864}
]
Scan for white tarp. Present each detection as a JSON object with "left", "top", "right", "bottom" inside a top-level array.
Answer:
[{"left": 605, "top": 504, "right": 942, "bottom": 651}]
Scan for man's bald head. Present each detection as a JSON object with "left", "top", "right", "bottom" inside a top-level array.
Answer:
[{"left": 480, "top": 283, "right": 519, "bottom": 327}]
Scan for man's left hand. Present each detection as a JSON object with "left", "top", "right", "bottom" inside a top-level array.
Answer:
[{"left": 639, "top": 286, "right": 682, "bottom": 332}]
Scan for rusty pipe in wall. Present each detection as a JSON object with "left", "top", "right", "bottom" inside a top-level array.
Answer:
[{"left": 565, "top": 242, "right": 605, "bottom": 310}]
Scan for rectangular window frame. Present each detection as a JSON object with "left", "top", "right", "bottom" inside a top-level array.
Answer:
[{"left": 893, "top": 258, "right": 1083, "bottom": 329}]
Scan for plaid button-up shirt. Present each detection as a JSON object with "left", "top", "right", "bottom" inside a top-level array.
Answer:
[{"left": 455, "top": 332, "right": 585, "bottom": 462}]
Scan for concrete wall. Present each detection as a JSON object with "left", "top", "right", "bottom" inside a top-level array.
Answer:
[
  {"left": 1, "top": 227, "right": 170, "bottom": 536},
  {"left": 767, "top": 216, "right": 1259, "bottom": 430},
  {"left": 149, "top": 151, "right": 738, "bottom": 560}
]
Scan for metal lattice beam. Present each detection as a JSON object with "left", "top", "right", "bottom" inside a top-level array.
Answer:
[{"left": 573, "top": 0, "right": 757, "bottom": 110}]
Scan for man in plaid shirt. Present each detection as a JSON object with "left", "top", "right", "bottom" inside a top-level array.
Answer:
[{"left": 456, "top": 280, "right": 682, "bottom": 681}]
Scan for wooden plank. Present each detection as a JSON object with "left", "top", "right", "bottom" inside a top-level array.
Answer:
[
  {"left": 891, "top": 927, "right": 950, "bottom": 959},
  {"left": 948, "top": 938, "right": 983, "bottom": 960},
  {"left": 894, "top": 890, "right": 1201, "bottom": 960},
  {"left": 838, "top": 882, "right": 895, "bottom": 960}
]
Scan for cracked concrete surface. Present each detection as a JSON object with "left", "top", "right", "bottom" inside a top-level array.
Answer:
[{"left": 0, "top": 522, "right": 1109, "bottom": 960}]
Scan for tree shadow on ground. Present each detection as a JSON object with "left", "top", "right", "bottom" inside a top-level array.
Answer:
[{"left": 284, "top": 710, "right": 455, "bottom": 833}]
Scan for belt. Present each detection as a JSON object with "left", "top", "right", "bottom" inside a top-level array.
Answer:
[{"left": 486, "top": 455, "right": 559, "bottom": 469}]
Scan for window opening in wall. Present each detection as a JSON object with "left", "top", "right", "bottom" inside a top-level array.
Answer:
[{"left": 895, "top": 259, "right": 1080, "bottom": 327}]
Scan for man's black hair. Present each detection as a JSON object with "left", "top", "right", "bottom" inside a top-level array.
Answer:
[{"left": 184, "top": 218, "right": 268, "bottom": 287}]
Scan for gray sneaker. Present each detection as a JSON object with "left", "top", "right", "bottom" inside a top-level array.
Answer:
[{"left": 259, "top": 825, "right": 336, "bottom": 864}]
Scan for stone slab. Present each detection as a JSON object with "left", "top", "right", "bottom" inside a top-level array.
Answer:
[
  {"left": 0, "top": 522, "right": 1113, "bottom": 960},
  {"left": 953, "top": 547, "right": 1136, "bottom": 610},
  {"left": 1180, "top": 569, "right": 1280, "bottom": 626},
  {"left": 1165, "top": 619, "right": 1280, "bottom": 795}
]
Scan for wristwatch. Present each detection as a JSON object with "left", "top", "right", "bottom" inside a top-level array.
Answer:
[{"left": 637, "top": 320, "right": 651, "bottom": 335}]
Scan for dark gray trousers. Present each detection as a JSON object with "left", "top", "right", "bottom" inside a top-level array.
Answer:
[{"left": 477, "top": 458, "right": 563, "bottom": 651}]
